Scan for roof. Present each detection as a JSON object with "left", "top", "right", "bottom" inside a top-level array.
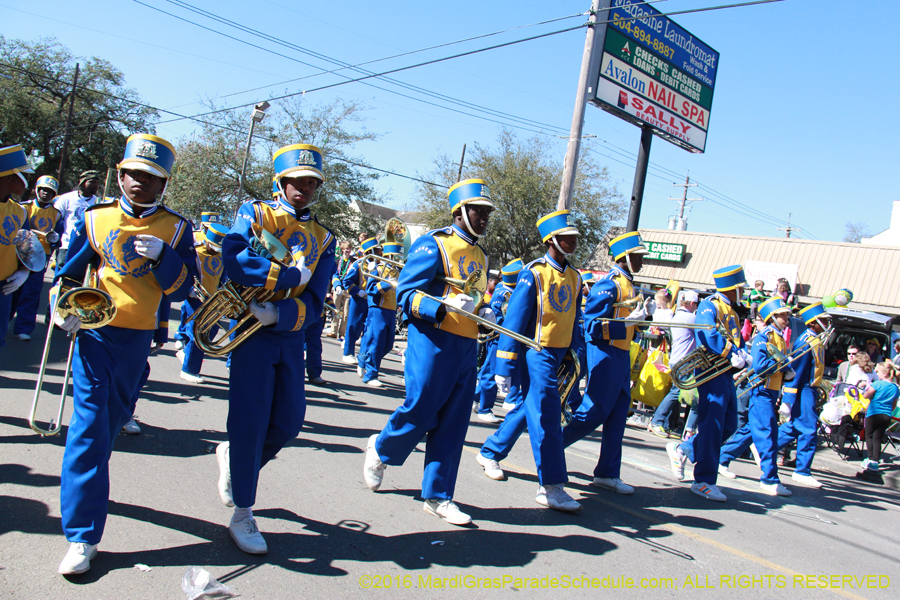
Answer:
[
  {"left": 585, "top": 227, "right": 900, "bottom": 317},
  {"left": 352, "top": 199, "right": 397, "bottom": 221}
]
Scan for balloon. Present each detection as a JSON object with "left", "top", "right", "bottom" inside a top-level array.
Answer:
[
  {"left": 822, "top": 295, "right": 837, "bottom": 308},
  {"left": 834, "top": 288, "right": 853, "bottom": 306}
]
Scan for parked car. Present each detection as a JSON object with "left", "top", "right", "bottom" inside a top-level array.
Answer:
[{"left": 821, "top": 307, "right": 894, "bottom": 380}]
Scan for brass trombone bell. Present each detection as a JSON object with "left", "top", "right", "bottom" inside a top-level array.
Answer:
[{"left": 14, "top": 230, "right": 46, "bottom": 272}]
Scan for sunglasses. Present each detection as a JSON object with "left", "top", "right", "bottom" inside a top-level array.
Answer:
[{"left": 848, "top": 351, "right": 858, "bottom": 356}]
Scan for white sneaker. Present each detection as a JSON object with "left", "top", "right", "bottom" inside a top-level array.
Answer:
[
  {"left": 790, "top": 472, "right": 822, "bottom": 488},
  {"left": 423, "top": 499, "right": 472, "bottom": 525},
  {"left": 357, "top": 366, "right": 364, "bottom": 378},
  {"left": 592, "top": 477, "right": 634, "bottom": 495},
  {"left": 476, "top": 412, "right": 501, "bottom": 424},
  {"left": 121, "top": 417, "right": 141, "bottom": 435},
  {"left": 363, "top": 434, "right": 386, "bottom": 490},
  {"left": 309, "top": 376, "right": 326, "bottom": 385},
  {"left": 174, "top": 340, "right": 184, "bottom": 351},
  {"left": 216, "top": 442, "right": 234, "bottom": 507},
  {"left": 537, "top": 484, "right": 582, "bottom": 512},
  {"left": 502, "top": 402, "right": 516, "bottom": 411},
  {"left": 180, "top": 371, "right": 205, "bottom": 384},
  {"left": 365, "top": 379, "right": 383, "bottom": 388},
  {"left": 749, "top": 443, "right": 762, "bottom": 468},
  {"left": 176, "top": 349, "right": 185, "bottom": 363},
  {"left": 229, "top": 516, "right": 267, "bottom": 555},
  {"left": 58, "top": 542, "right": 97, "bottom": 575},
  {"left": 666, "top": 442, "right": 686, "bottom": 481},
  {"left": 718, "top": 465, "right": 737, "bottom": 479},
  {"left": 476, "top": 453, "right": 505, "bottom": 480},
  {"left": 15, "top": 333, "right": 30, "bottom": 341},
  {"left": 341, "top": 354, "right": 356, "bottom": 364},
  {"left": 690, "top": 482, "right": 727, "bottom": 502},
  {"left": 760, "top": 481, "right": 792, "bottom": 497}
]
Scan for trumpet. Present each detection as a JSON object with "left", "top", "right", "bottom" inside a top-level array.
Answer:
[
  {"left": 29, "top": 265, "right": 117, "bottom": 436},
  {"left": 558, "top": 349, "right": 581, "bottom": 428}
]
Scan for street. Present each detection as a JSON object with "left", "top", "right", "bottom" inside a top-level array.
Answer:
[{"left": 1, "top": 303, "right": 898, "bottom": 600}]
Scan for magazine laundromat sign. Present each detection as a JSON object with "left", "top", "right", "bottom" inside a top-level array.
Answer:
[{"left": 646, "top": 241, "right": 685, "bottom": 263}]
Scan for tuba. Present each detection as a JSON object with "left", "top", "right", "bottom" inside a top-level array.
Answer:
[{"left": 558, "top": 349, "right": 581, "bottom": 428}]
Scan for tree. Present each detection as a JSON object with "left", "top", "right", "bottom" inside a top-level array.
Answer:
[
  {"left": 165, "top": 96, "right": 383, "bottom": 241},
  {"left": 414, "top": 129, "right": 626, "bottom": 266},
  {"left": 0, "top": 36, "right": 158, "bottom": 190},
  {"left": 843, "top": 221, "right": 871, "bottom": 243}
]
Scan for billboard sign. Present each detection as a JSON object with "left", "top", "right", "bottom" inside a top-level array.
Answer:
[
  {"left": 591, "top": 0, "right": 719, "bottom": 153},
  {"left": 645, "top": 241, "right": 685, "bottom": 263}
]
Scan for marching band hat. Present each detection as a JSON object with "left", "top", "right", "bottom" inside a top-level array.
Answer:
[
  {"left": 448, "top": 178, "right": 493, "bottom": 213},
  {"left": 501, "top": 258, "right": 523, "bottom": 286},
  {"left": 382, "top": 242, "right": 403, "bottom": 256},
  {"left": 798, "top": 302, "right": 830, "bottom": 325},
  {"left": 273, "top": 144, "right": 325, "bottom": 184},
  {"left": 580, "top": 271, "right": 595, "bottom": 286},
  {"left": 205, "top": 223, "right": 229, "bottom": 251},
  {"left": 609, "top": 231, "right": 648, "bottom": 261},
  {"left": 35, "top": 175, "right": 59, "bottom": 193},
  {"left": 118, "top": 134, "right": 176, "bottom": 179},
  {"left": 759, "top": 297, "right": 790, "bottom": 323},
  {"left": 201, "top": 211, "right": 221, "bottom": 226},
  {"left": 536, "top": 210, "right": 580, "bottom": 242},
  {"left": 712, "top": 265, "right": 746, "bottom": 292},
  {"left": 0, "top": 144, "right": 35, "bottom": 178},
  {"left": 360, "top": 237, "right": 379, "bottom": 253}
]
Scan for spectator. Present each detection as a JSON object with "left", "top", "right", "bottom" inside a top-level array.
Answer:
[
  {"left": 865, "top": 338, "right": 884, "bottom": 365},
  {"left": 775, "top": 280, "right": 797, "bottom": 311},
  {"left": 836, "top": 345, "right": 860, "bottom": 383},
  {"left": 748, "top": 279, "right": 766, "bottom": 319},
  {"left": 846, "top": 353, "right": 875, "bottom": 388},
  {"left": 653, "top": 288, "right": 674, "bottom": 322},
  {"left": 892, "top": 340, "right": 900, "bottom": 368},
  {"left": 53, "top": 170, "right": 101, "bottom": 268},
  {"left": 328, "top": 241, "right": 354, "bottom": 339},
  {"left": 861, "top": 362, "right": 900, "bottom": 472}
]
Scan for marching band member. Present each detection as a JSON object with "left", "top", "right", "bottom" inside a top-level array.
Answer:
[
  {"left": 13, "top": 176, "right": 63, "bottom": 340},
  {"left": 363, "top": 178, "right": 493, "bottom": 526},
  {"left": 339, "top": 237, "right": 376, "bottom": 364},
  {"left": 774, "top": 302, "right": 831, "bottom": 488},
  {"left": 667, "top": 265, "right": 749, "bottom": 502},
  {"left": 474, "top": 258, "right": 523, "bottom": 422},
  {"left": 717, "top": 297, "right": 795, "bottom": 496},
  {"left": 216, "top": 143, "right": 334, "bottom": 555},
  {"left": 176, "top": 223, "right": 228, "bottom": 384},
  {"left": 304, "top": 302, "right": 333, "bottom": 386},
  {"left": 561, "top": 231, "right": 651, "bottom": 496},
  {"left": 357, "top": 242, "right": 402, "bottom": 387},
  {"left": 176, "top": 210, "right": 222, "bottom": 350},
  {"left": 327, "top": 240, "right": 354, "bottom": 339},
  {"left": 0, "top": 144, "right": 33, "bottom": 350},
  {"left": 476, "top": 211, "right": 583, "bottom": 512},
  {"left": 54, "top": 134, "right": 196, "bottom": 574},
  {"left": 566, "top": 271, "right": 595, "bottom": 414}
]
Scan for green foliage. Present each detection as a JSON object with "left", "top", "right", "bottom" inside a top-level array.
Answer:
[
  {"left": 414, "top": 129, "right": 626, "bottom": 267},
  {"left": 0, "top": 36, "right": 158, "bottom": 191}
]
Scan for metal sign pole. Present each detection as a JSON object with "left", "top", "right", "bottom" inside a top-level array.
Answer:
[{"left": 626, "top": 126, "right": 652, "bottom": 232}]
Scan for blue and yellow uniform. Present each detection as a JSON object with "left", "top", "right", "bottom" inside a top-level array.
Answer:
[
  {"left": 55, "top": 134, "right": 196, "bottom": 547},
  {"left": 480, "top": 250, "right": 583, "bottom": 486},
  {"left": 222, "top": 157, "right": 335, "bottom": 510},
  {"left": 676, "top": 267, "right": 746, "bottom": 488},
  {"left": 357, "top": 244, "right": 400, "bottom": 384},
  {"left": 180, "top": 224, "right": 228, "bottom": 377},
  {"left": 340, "top": 238, "right": 377, "bottom": 359},
  {"left": 0, "top": 144, "right": 33, "bottom": 349},
  {"left": 775, "top": 303, "right": 828, "bottom": 478}
]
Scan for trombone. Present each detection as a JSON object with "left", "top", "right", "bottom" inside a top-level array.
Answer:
[
  {"left": 29, "top": 266, "right": 117, "bottom": 436},
  {"left": 734, "top": 327, "right": 833, "bottom": 397},
  {"left": 558, "top": 349, "right": 581, "bottom": 427}
]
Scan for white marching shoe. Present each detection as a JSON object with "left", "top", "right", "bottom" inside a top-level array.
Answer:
[
  {"left": 591, "top": 477, "right": 634, "bottom": 495},
  {"left": 363, "top": 434, "right": 387, "bottom": 490},
  {"left": 216, "top": 442, "right": 234, "bottom": 507},
  {"left": 475, "top": 453, "right": 505, "bottom": 480},
  {"left": 58, "top": 542, "right": 97, "bottom": 575},
  {"left": 341, "top": 354, "right": 356, "bottom": 364},
  {"left": 229, "top": 515, "right": 267, "bottom": 555},
  {"left": 423, "top": 499, "right": 472, "bottom": 525},
  {"left": 535, "top": 484, "right": 582, "bottom": 512}
]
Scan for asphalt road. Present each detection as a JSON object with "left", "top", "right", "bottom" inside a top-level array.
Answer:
[{"left": 1, "top": 302, "right": 899, "bottom": 600}]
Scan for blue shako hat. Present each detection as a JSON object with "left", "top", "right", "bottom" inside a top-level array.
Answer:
[
  {"left": 0, "top": 144, "right": 35, "bottom": 178},
  {"left": 360, "top": 237, "right": 379, "bottom": 253},
  {"left": 799, "top": 302, "right": 829, "bottom": 325},
  {"left": 712, "top": 265, "right": 746, "bottom": 292},
  {"left": 448, "top": 178, "right": 493, "bottom": 213},
  {"left": 118, "top": 134, "right": 176, "bottom": 179},
  {"left": 272, "top": 178, "right": 280, "bottom": 197},
  {"left": 201, "top": 212, "right": 221, "bottom": 226},
  {"left": 581, "top": 271, "right": 595, "bottom": 285},
  {"left": 608, "top": 231, "right": 648, "bottom": 261},
  {"left": 35, "top": 175, "right": 59, "bottom": 192},
  {"left": 382, "top": 242, "right": 403, "bottom": 256},
  {"left": 536, "top": 210, "right": 580, "bottom": 242},
  {"left": 273, "top": 144, "right": 325, "bottom": 184},
  {"left": 501, "top": 258, "right": 523, "bottom": 286},
  {"left": 205, "top": 223, "right": 229, "bottom": 251},
  {"left": 759, "top": 297, "right": 790, "bottom": 323}
]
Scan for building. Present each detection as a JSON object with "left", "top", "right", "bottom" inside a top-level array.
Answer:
[
  {"left": 348, "top": 199, "right": 426, "bottom": 243},
  {"left": 585, "top": 227, "right": 900, "bottom": 318},
  {"left": 861, "top": 200, "right": 900, "bottom": 247}
]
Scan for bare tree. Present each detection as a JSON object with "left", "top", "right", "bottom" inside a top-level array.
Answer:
[{"left": 843, "top": 221, "right": 872, "bottom": 243}]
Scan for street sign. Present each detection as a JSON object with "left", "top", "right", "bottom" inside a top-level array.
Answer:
[{"left": 591, "top": 0, "right": 719, "bottom": 153}]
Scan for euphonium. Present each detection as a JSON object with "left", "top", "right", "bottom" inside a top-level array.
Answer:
[
  {"left": 670, "top": 347, "right": 732, "bottom": 390},
  {"left": 558, "top": 349, "right": 581, "bottom": 428}
]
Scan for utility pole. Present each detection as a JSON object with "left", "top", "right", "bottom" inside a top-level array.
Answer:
[
  {"left": 456, "top": 143, "right": 466, "bottom": 182},
  {"left": 56, "top": 62, "right": 79, "bottom": 186},
  {"left": 778, "top": 213, "right": 801, "bottom": 238},
  {"left": 668, "top": 175, "right": 702, "bottom": 230}
]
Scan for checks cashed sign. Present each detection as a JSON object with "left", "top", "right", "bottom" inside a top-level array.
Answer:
[{"left": 645, "top": 241, "right": 685, "bottom": 263}]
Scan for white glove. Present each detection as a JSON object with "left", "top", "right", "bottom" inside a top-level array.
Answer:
[
  {"left": 738, "top": 348, "right": 752, "bottom": 367},
  {"left": 477, "top": 306, "right": 497, "bottom": 324},
  {"left": 333, "top": 286, "right": 343, "bottom": 296},
  {"left": 730, "top": 352, "right": 746, "bottom": 369},
  {"left": 133, "top": 235, "right": 164, "bottom": 261},
  {"left": 188, "top": 288, "right": 199, "bottom": 299},
  {"left": 249, "top": 299, "right": 278, "bottom": 326},
  {"left": 644, "top": 296, "right": 656, "bottom": 316},
  {"left": 495, "top": 374, "right": 511, "bottom": 395},
  {"left": 2, "top": 269, "right": 29, "bottom": 295},
  {"left": 296, "top": 266, "right": 312, "bottom": 287},
  {"left": 55, "top": 313, "right": 81, "bottom": 334},
  {"left": 783, "top": 368, "right": 796, "bottom": 382},
  {"left": 779, "top": 402, "right": 792, "bottom": 417},
  {"left": 445, "top": 294, "right": 475, "bottom": 315},
  {"left": 625, "top": 306, "right": 646, "bottom": 321},
  {"left": 357, "top": 289, "right": 367, "bottom": 299}
]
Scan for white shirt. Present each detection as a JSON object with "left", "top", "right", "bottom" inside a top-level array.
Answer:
[
  {"left": 666, "top": 306, "right": 698, "bottom": 365},
  {"left": 54, "top": 190, "right": 98, "bottom": 249},
  {"left": 846, "top": 364, "right": 875, "bottom": 388}
]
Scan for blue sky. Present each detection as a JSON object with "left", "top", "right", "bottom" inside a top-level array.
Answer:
[{"left": 2, "top": 0, "right": 897, "bottom": 242}]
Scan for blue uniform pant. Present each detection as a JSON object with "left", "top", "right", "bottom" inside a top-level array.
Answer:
[
  {"left": 181, "top": 297, "right": 215, "bottom": 376},
  {"left": 61, "top": 326, "right": 153, "bottom": 544},
  {"left": 305, "top": 315, "right": 325, "bottom": 379},
  {"left": 227, "top": 329, "right": 306, "bottom": 508},
  {"left": 775, "top": 386, "right": 818, "bottom": 476},
  {"left": 481, "top": 347, "right": 568, "bottom": 485},
  {"left": 342, "top": 296, "right": 368, "bottom": 356},
  {"left": 748, "top": 388, "right": 780, "bottom": 484},
  {"left": 174, "top": 299, "right": 191, "bottom": 344},
  {"left": 563, "top": 345, "right": 631, "bottom": 480},
  {"left": 374, "top": 321, "right": 476, "bottom": 500},
  {"left": 679, "top": 374, "right": 738, "bottom": 485},
  {"left": 0, "top": 285, "right": 11, "bottom": 349},
  {"left": 476, "top": 339, "right": 523, "bottom": 413},
  {"left": 12, "top": 262, "right": 48, "bottom": 337},
  {"left": 358, "top": 306, "right": 394, "bottom": 382}
]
